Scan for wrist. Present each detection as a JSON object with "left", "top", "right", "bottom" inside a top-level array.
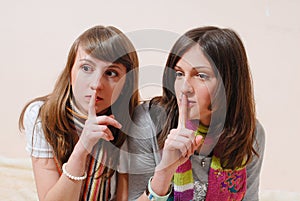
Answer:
[
  {"left": 150, "top": 171, "right": 173, "bottom": 196},
  {"left": 145, "top": 176, "right": 172, "bottom": 201},
  {"left": 64, "top": 141, "right": 89, "bottom": 176},
  {"left": 155, "top": 160, "right": 178, "bottom": 179},
  {"left": 62, "top": 162, "right": 87, "bottom": 181},
  {"left": 73, "top": 140, "right": 90, "bottom": 158}
]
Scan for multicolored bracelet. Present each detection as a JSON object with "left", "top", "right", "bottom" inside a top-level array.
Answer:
[{"left": 145, "top": 176, "right": 172, "bottom": 201}]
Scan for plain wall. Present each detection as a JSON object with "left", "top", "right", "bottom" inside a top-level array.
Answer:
[{"left": 1, "top": 0, "right": 299, "bottom": 193}]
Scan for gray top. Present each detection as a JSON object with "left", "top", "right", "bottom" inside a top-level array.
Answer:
[{"left": 125, "top": 102, "right": 265, "bottom": 201}]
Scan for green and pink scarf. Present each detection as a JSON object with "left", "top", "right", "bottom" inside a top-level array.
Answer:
[{"left": 173, "top": 121, "right": 247, "bottom": 201}]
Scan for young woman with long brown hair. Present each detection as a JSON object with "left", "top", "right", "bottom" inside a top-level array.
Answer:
[
  {"left": 126, "top": 26, "right": 265, "bottom": 201},
  {"left": 19, "top": 25, "right": 139, "bottom": 201}
]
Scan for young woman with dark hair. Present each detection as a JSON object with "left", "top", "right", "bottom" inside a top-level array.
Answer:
[{"left": 126, "top": 26, "right": 265, "bottom": 201}]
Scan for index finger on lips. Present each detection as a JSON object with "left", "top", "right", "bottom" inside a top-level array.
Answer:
[
  {"left": 88, "top": 91, "right": 96, "bottom": 118},
  {"left": 178, "top": 94, "right": 188, "bottom": 129}
]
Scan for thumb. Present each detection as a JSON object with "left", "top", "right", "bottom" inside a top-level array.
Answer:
[{"left": 195, "top": 135, "right": 204, "bottom": 150}]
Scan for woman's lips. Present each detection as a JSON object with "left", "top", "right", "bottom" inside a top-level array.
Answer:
[
  {"left": 180, "top": 99, "right": 196, "bottom": 108},
  {"left": 187, "top": 100, "right": 196, "bottom": 108},
  {"left": 95, "top": 97, "right": 103, "bottom": 102},
  {"left": 86, "top": 95, "right": 103, "bottom": 102}
]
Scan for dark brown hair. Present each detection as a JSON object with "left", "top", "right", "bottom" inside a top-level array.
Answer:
[{"left": 150, "top": 26, "right": 257, "bottom": 169}]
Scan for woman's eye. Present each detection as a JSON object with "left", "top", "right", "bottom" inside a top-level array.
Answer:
[
  {"left": 175, "top": 71, "right": 184, "bottom": 77},
  {"left": 198, "top": 73, "right": 209, "bottom": 80},
  {"left": 81, "top": 65, "right": 93, "bottom": 72},
  {"left": 105, "top": 70, "right": 118, "bottom": 77}
]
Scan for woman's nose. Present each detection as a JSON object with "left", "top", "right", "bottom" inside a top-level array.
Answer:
[
  {"left": 181, "top": 78, "right": 193, "bottom": 95},
  {"left": 90, "top": 73, "right": 104, "bottom": 90}
]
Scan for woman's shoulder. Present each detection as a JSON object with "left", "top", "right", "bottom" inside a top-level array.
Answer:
[
  {"left": 255, "top": 120, "right": 265, "bottom": 143},
  {"left": 254, "top": 119, "right": 266, "bottom": 155},
  {"left": 26, "top": 101, "right": 44, "bottom": 111},
  {"left": 23, "top": 100, "right": 54, "bottom": 158},
  {"left": 24, "top": 101, "right": 44, "bottom": 121},
  {"left": 134, "top": 100, "right": 166, "bottom": 123},
  {"left": 23, "top": 101, "right": 45, "bottom": 127},
  {"left": 132, "top": 101, "right": 152, "bottom": 122},
  {"left": 129, "top": 100, "right": 158, "bottom": 138}
]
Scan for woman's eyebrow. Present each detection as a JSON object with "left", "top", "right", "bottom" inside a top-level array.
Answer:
[
  {"left": 107, "top": 64, "right": 127, "bottom": 72},
  {"left": 78, "top": 59, "right": 125, "bottom": 71},
  {"left": 174, "top": 65, "right": 182, "bottom": 69},
  {"left": 175, "top": 65, "right": 210, "bottom": 70},
  {"left": 193, "top": 66, "right": 211, "bottom": 70},
  {"left": 108, "top": 64, "right": 121, "bottom": 69},
  {"left": 79, "top": 58, "right": 96, "bottom": 66}
]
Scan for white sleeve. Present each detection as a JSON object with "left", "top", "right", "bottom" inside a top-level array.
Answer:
[{"left": 24, "top": 101, "right": 53, "bottom": 158}]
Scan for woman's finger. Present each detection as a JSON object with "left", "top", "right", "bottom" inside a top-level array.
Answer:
[
  {"left": 96, "top": 116, "right": 122, "bottom": 129},
  {"left": 178, "top": 94, "right": 188, "bottom": 128},
  {"left": 88, "top": 91, "right": 96, "bottom": 118},
  {"left": 89, "top": 124, "right": 114, "bottom": 140}
]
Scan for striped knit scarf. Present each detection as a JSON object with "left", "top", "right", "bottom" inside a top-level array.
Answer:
[
  {"left": 173, "top": 121, "right": 247, "bottom": 201},
  {"left": 173, "top": 120, "right": 208, "bottom": 201},
  {"left": 62, "top": 99, "right": 115, "bottom": 201}
]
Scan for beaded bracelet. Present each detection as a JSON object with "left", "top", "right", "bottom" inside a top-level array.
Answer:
[
  {"left": 145, "top": 176, "right": 172, "bottom": 201},
  {"left": 62, "top": 163, "right": 87, "bottom": 181}
]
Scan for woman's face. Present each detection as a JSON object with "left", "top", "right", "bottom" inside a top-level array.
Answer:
[
  {"left": 174, "top": 45, "right": 217, "bottom": 125},
  {"left": 71, "top": 46, "right": 127, "bottom": 115}
]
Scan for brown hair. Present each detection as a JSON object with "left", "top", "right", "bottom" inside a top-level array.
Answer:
[
  {"left": 150, "top": 26, "right": 257, "bottom": 169},
  {"left": 19, "top": 25, "right": 139, "bottom": 166}
]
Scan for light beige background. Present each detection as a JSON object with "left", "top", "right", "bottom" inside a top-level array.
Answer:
[{"left": 1, "top": 0, "right": 299, "bottom": 193}]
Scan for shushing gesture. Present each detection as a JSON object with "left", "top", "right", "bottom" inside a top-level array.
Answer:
[
  {"left": 158, "top": 94, "right": 203, "bottom": 171},
  {"left": 79, "top": 91, "right": 122, "bottom": 153}
]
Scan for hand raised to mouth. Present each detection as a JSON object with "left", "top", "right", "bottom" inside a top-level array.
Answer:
[
  {"left": 157, "top": 94, "right": 203, "bottom": 171},
  {"left": 79, "top": 91, "right": 122, "bottom": 153}
]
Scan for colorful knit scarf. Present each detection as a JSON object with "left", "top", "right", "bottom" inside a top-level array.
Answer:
[
  {"left": 55, "top": 99, "right": 115, "bottom": 201},
  {"left": 173, "top": 121, "right": 247, "bottom": 201}
]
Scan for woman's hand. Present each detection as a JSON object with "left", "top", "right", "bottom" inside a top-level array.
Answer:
[
  {"left": 78, "top": 91, "right": 122, "bottom": 153},
  {"left": 157, "top": 94, "right": 203, "bottom": 172}
]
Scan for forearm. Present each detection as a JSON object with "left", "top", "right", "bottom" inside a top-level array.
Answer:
[
  {"left": 151, "top": 167, "right": 175, "bottom": 195},
  {"left": 42, "top": 174, "right": 84, "bottom": 201},
  {"left": 35, "top": 142, "right": 89, "bottom": 201}
]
